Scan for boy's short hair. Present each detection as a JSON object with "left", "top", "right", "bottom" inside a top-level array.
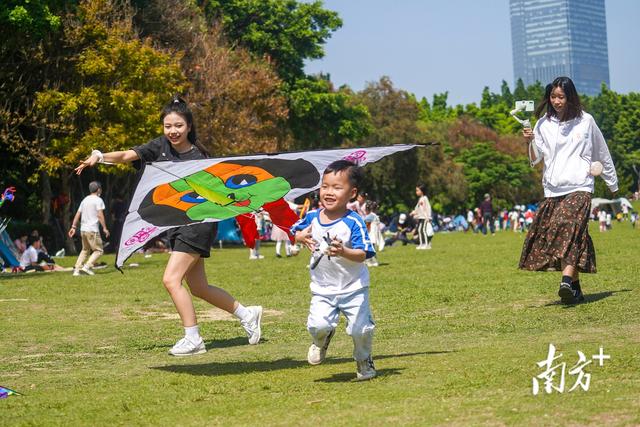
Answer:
[
  {"left": 323, "top": 160, "right": 362, "bottom": 189},
  {"left": 28, "top": 235, "right": 40, "bottom": 246}
]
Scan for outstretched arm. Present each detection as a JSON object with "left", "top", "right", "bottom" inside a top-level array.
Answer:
[{"left": 74, "top": 150, "right": 139, "bottom": 175}]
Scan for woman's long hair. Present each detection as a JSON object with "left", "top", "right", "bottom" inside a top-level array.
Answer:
[
  {"left": 534, "top": 76, "right": 583, "bottom": 122},
  {"left": 160, "top": 96, "right": 211, "bottom": 157}
]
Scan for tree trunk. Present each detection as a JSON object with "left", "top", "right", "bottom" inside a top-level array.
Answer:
[
  {"left": 41, "top": 170, "right": 52, "bottom": 224},
  {"left": 61, "top": 172, "right": 77, "bottom": 255}
]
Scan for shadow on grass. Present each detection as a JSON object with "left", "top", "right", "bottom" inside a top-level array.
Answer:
[
  {"left": 137, "top": 336, "right": 256, "bottom": 352},
  {"left": 151, "top": 350, "right": 454, "bottom": 377},
  {"left": 540, "top": 289, "right": 632, "bottom": 308},
  {"left": 314, "top": 367, "right": 404, "bottom": 383}
]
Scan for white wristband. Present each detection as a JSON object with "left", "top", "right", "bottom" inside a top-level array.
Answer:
[{"left": 91, "top": 149, "right": 104, "bottom": 163}]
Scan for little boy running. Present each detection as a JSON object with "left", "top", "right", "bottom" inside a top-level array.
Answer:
[{"left": 292, "top": 160, "right": 377, "bottom": 381}]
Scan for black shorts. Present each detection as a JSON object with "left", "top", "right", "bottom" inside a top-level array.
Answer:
[{"left": 167, "top": 223, "right": 215, "bottom": 258}]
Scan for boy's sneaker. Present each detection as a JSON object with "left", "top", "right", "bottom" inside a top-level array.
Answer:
[
  {"left": 558, "top": 282, "right": 576, "bottom": 304},
  {"left": 241, "top": 306, "right": 263, "bottom": 345},
  {"left": 81, "top": 265, "right": 95, "bottom": 276},
  {"left": 168, "top": 337, "right": 206, "bottom": 356},
  {"left": 307, "top": 329, "right": 335, "bottom": 365},
  {"left": 356, "top": 356, "right": 377, "bottom": 381},
  {"left": 72, "top": 269, "right": 80, "bottom": 276}
]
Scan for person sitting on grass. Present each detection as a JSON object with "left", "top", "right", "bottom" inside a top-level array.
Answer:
[
  {"left": 19, "top": 235, "right": 64, "bottom": 272},
  {"left": 293, "top": 160, "right": 377, "bottom": 381}
]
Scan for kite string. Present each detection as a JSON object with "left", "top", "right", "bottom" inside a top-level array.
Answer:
[{"left": 147, "top": 163, "right": 300, "bottom": 234}]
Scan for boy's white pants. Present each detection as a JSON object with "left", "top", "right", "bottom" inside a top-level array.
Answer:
[{"left": 307, "top": 287, "right": 375, "bottom": 361}]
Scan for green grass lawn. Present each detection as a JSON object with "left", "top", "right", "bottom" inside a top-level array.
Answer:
[{"left": 1, "top": 222, "right": 639, "bottom": 426}]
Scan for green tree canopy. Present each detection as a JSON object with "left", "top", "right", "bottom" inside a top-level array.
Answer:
[{"left": 200, "top": 0, "right": 342, "bottom": 83}]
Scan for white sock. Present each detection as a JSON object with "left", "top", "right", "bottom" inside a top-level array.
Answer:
[
  {"left": 184, "top": 325, "right": 201, "bottom": 341},
  {"left": 233, "top": 304, "right": 251, "bottom": 322}
]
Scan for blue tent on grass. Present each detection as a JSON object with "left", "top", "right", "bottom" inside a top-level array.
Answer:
[
  {"left": 214, "top": 218, "right": 242, "bottom": 245},
  {"left": 0, "top": 230, "right": 20, "bottom": 268}
]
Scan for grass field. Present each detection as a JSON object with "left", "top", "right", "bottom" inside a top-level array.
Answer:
[{"left": 1, "top": 221, "right": 639, "bottom": 426}]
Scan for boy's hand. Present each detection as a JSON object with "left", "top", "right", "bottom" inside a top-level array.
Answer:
[
  {"left": 328, "top": 237, "right": 344, "bottom": 257},
  {"left": 295, "top": 226, "right": 315, "bottom": 251}
]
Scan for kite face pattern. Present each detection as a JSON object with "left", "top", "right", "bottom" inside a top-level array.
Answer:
[{"left": 137, "top": 158, "right": 319, "bottom": 227}]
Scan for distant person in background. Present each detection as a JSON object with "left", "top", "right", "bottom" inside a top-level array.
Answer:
[
  {"left": 347, "top": 191, "right": 368, "bottom": 218},
  {"left": 29, "top": 230, "right": 55, "bottom": 264},
  {"left": 598, "top": 209, "right": 607, "bottom": 232},
  {"left": 19, "top": 235, "right": 63, "bottom": 272},
  {"left": 14, "top": 234, "right": 28, "bottom": 255},
  {"left": 519, "top": 76, "right": 618, "bottom": 305},
  {"left": 69, "top": 181, "right": 109, "bottom": 276},
  {"left": 479, "top": 193, "right": 495, "bottom": 236},
  {"left": 621, "top": 202, "right": 629, "bottom": 221},
  {"left": 411, "top": 184, "right": 432, "bottom": 249},
  {"left": 385, "top": 213, "right": 412, "bottom": 247},
  {"left": 466, "top": 209, "right": 474, "bottom": 233}
]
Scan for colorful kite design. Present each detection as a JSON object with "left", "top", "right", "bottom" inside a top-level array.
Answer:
[
  {"left": 0, "top": 385, "right": 22, "bottom": 398},
  {"left": 116, "top": 145, "right": 416, "bottom": 268},
  {"left": 0, "top": 187, "right": 16, "bottom": 208}
]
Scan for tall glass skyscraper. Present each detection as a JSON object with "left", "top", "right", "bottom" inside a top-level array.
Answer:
[{"left": 510, "top": 0, "right": 610, "bottom": 96}]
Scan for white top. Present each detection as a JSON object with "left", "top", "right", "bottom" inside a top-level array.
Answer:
[
  {"left": 533, "top": 112, "right": 618, "bottom": 197},
  {"left": 78, "top": 195, "right": 105, "bottom": 232},
  {"left": 598, "top": 210, "right": 607, "bottom": 222},
  {"left": 292, "top": 209, "right": 375, "bottom": 296},
  {"left": 20, "top": 246, "right": 39, "bottom": 268},
  {"left": 413, "top": 195, "right": 432, "bottom": 220}
]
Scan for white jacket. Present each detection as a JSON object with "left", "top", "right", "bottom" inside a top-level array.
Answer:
[{"left": 533, "top": 111, "right": 618, "bottom": 198}]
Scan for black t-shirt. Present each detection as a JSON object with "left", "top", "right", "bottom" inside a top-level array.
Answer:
[
  {"left": 132, "top": 136, "right": 206, "bottom": 167},
  {"left": 132, "top": 136, "right": 215, "bottom": 253}
]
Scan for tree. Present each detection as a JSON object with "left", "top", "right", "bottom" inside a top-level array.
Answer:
[
  {"left": 134, "top": 0, "right": 292, "bottom": 155},
  {"left": 354, "top": 77, "right": 467, "bottom": 213},
  {"left": 199, "top": 0, "right": 342, "bottom": 83},
  {"left": 286, "top": 76, "right": 371, "bottom": 150}
]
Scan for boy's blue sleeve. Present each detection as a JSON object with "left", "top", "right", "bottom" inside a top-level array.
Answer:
[
  {"left": 290, "top": 211, "right": 312, "bottom": 235},
  {"left": 348, "top": 215, "right": 376, "bottom": 259}
]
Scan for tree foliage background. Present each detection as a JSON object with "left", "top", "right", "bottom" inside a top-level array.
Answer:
[{"left": 1, "top": 0, "right": 638, "bottom": 252}]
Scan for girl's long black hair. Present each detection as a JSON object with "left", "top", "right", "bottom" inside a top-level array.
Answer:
[
  {"left": 534, "top": 76, "right": 583, "bottom": 122},
  {"left": 160, "top": 96, "right": 210, "bottom": 157}
]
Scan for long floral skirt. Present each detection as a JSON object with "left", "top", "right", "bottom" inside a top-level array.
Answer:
[{"left": 519, "top": 191, "right": 596, "bottom": 273}]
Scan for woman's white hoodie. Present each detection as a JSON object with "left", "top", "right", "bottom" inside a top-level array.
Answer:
[{"left": 533, "top": 111, "right": 618, "bottom": 198}]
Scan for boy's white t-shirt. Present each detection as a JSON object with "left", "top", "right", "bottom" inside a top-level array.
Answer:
[
  {"left": 292, "top": 209, "right": 375, "bottom": 296},
  {"left": 78, "top": 195, "right": 105, "bottom": 232},
  {"left": 20, "top": 246, "right": 39, "bottom": 268}
]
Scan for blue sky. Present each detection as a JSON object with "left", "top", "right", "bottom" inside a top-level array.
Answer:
[{"left": 304, "top": 0, "right": 640, "bottom": 106}]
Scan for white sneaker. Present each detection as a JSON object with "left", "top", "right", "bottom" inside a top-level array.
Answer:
[
  {"left": 307, "top": 329, "right": 335, "bottom": 365},
  {"left": 241, "top": 306, "right": 263, "bottom": 345},
  {"left": 168, "top": 337, "right": 206, "bottom": 356},
  {"left": 356, "top": 356, "right": 377, "bottom": 381},
  {"left": 81, "top": 265, "right": 95, "bottom": 276},
  {"left": 249, "top": 254, "right": 265, "bottom": 260},
  {"left": 72, "top": 269, "right": 80, "bottom": 276}
]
